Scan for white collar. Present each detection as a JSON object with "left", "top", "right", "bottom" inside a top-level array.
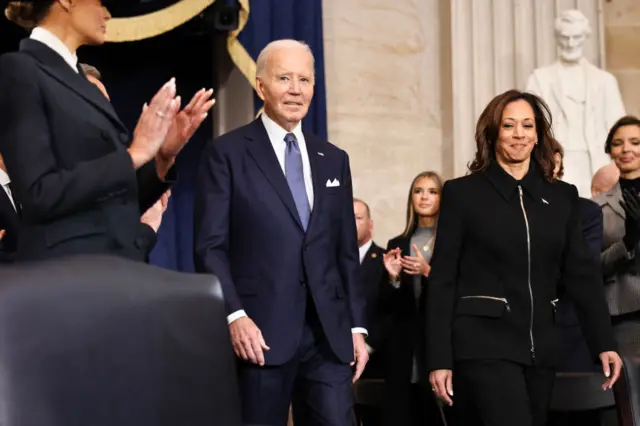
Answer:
[
  {"left": 260, "top": 112, "right": 304, "bottom": 144},
  {"left": 30, "top": 27, "right": 79, "bottom": 73},
  {"left": 0, "top": 168, "right": 10, "bottom": 187},
  {"left": 359, "top": 239, "right": 373, "bottom": 264}
]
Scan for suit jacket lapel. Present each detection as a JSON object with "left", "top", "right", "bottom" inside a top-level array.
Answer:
[
  {"left": 245, "top": 120, "right": 304, "bottom": 230},
  {"left": 605, "top": 183, "right": 625, "bottom": 219},
  {"left": 305, "top": 132, "right": 324, "bottom": 235},
  {"left": 20, "top": 39, "right": 127, "bottom": 134}
]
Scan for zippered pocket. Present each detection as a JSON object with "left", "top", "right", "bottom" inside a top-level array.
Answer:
[{"left": 459, "top": 295, "right": 511, "bottom": 313}]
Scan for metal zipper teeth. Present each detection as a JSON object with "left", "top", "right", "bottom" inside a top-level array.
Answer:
[
  {"left": 518, "top": 185, "right": 536, "bottom": 361},
  {"left": 460, "top": 295, "right": 511, "bottom": 312}
]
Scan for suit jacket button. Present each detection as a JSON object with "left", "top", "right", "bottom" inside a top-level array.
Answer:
[
  {"left": 300, "top": 278, "right": 306, "bottom": 287},
  {"left": 119, "top": 133, "right": 129, "bottom": 144}
]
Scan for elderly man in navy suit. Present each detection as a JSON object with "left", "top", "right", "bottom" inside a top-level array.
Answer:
[{"left": 194, "top": 39, "right": 369, "bottom": 426}]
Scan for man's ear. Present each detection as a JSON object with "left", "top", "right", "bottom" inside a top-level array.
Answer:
[{"left": 255, "top": 77, "right": 266, "bottom": 102}]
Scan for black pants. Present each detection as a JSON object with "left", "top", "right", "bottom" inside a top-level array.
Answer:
[
  {"left": 381, "top": 383, "right": 449, "bottom": 426},
  {"left": 453, "top": 359, "right": 555, "bottom": 426}
]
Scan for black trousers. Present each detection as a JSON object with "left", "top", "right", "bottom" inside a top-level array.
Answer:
[{"left": 453, "top": 359, "right": 555, "bottom": 426}]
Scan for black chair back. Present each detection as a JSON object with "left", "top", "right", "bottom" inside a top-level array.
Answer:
[{"left": 0, "top": 255, "right": 242, "bottom": 426}]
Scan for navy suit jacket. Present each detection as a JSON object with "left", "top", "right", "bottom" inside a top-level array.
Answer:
[
  {"left": 556, "top": 197, "right": 604, "bottom": 371},
  {"left": 194, "top": 118, "right": 366, "bottom": 365}
]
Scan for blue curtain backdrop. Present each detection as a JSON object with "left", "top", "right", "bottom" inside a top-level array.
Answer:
[{"left": 237, "top": 0, "right": 328, "bottom": 140}]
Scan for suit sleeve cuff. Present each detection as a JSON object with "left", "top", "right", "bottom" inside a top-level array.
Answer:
[
  {"left": 351, "top": 327, "right": 368, "bottom": 336},
  {"left": 227, "top": 310, "right": 247, "bottom": 325}
]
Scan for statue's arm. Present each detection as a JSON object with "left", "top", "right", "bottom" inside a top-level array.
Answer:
[{"left": 604, "top": 73, "right": 626, "bottom": 128}]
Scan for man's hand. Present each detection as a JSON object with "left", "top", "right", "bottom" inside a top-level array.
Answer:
[
  {"left": 140, "top": 190, "right": 171, "bottom": 232},
  {"left": 351, "top": 333, "right": 369, "bottom": 383},
  {"left": 229, "top": 316, "right": 270, "bottom": 366},
  {"left": 0, "top": 229, "right": 5, "bottom": 241}
]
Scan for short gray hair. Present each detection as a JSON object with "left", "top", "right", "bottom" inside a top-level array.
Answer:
[
  {"left": 80, "top": 63, "right": 102, "bottom": 80},
  {"left": 555, "top": 9, "right": 591, "bottom": 36},
  {"left": 255, "top": 39, "right": 315, "bottom": 80}
]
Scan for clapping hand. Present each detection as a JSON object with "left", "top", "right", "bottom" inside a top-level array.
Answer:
[
  {"left": 383, "top": 247, "right": 403, "bottom": 280},
  {"left": 160, "top": 88, "right": 216, "bottom": 160},
  {"left": 400, "top": 243, "right": 431, "bottom": 277},
  {"left": 128, "top": 78, "right": 180, "bottom": 170}
]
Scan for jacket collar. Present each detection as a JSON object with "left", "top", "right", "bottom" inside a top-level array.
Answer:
[
  {"left": 19, "top": 39, "right": 127, "bottom": 134},
  {"left": 484, "top": 160, "right": 544, "bottom": 201}
]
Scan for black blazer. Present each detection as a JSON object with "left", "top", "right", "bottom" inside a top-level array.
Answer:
[
  {"left": 0, "top": 187, "right": 20, "bottom": 263},
  {"left": 359, "top": 241, "right": 387, "bottom": 379},
  {"left": 426, "top": 161, "right": 615, "bottom": 371},
  {"left": 385, "top": 234, "right": 429, "bottom": 386},
  {"left": 0, "top": 39, "right": 172, "bottom": 262}
]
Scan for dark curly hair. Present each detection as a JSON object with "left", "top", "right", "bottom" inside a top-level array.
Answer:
[{"left": 468, "top": 89, "right": 558, "bottom": 182}]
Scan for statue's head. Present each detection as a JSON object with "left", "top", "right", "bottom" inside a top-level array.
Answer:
[{"left": 554, "top": 10, "right": 591, "bottom": 63}]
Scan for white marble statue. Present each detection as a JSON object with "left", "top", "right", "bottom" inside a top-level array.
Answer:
[{"left": 525, "top": 9, "right": 625, "bottom": 197}]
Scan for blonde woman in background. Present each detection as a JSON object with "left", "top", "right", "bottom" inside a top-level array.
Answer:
[{"left": 380, "top": 171, "right": 450, "bottom": 426}]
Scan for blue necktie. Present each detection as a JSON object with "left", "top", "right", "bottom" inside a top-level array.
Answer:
[{"left": 284, "top": 133, "right": 310, "bottom": 230}]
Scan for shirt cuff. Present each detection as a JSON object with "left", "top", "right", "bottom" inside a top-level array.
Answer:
[
  {"left": 352, "top": 327, "right": 368, "bottom": 336},
  {"left": 227, "top": 310, "right": 247, "bottom": 325}
]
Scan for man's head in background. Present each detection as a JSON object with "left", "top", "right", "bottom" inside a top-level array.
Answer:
[
  {"left": 592, "top": 163, "right": 620, "bottom": 197},
  {"left": 551, "top": 139, "right": 564, "bottom": 180},
  {"left": 353, "top": 198, "right": 373, "bottom": 247},
  {"left": 80, "top": 63, "right": 109, "bottom": 101}
]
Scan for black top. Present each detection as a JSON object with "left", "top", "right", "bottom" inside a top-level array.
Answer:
[
  {"left": 426, "top": 160, "right": 614, "bottom": 370},
  {"left": 619, "top": 177, "right": 640, "bottom": 194}
]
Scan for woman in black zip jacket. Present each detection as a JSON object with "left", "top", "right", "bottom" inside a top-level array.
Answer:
[{"left": 426, "top": 89, "right": 622, "bottom": 426}]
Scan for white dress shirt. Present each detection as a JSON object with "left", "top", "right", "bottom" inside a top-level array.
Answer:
[
  {"left": 260, "top": 112, "right": 314, "bottom": 208},
  {"left": 359, "top": 239, "right": 373, "bottom": 264},
  {"left": 0, "top": 169, "right": 16, "bottom": 211},
  {"left": 30, "top": 27, "right": 79, "bottom": 73},
  {"left": 228, "top": 114, "right": 366, "bottom": 336}
]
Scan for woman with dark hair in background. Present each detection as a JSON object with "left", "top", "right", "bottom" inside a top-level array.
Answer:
[
  {"left": 380, "top": 171, "right": 450, "bottom": 426},
  {"left": 594, "top": 115, "right": 640, "bottom": 357},
  {"left": 427, "top": 89, "right": 621, "bottom": 426},
  {"left": 0, "top": 0, "right": 214, "bottom": 261}
]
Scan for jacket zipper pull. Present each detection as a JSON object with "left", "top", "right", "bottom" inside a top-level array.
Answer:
[{"left": 505, "top": 301, "right": 511, "bottom": 313}]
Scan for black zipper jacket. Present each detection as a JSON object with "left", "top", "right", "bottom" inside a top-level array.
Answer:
[{"left": 426, "top": 161, "right": 615, "bottom": 370}]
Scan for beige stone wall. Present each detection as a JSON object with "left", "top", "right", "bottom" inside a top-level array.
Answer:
[
  {"left": 605, "top": 0, "right": 640, "bottom": 118},
  {"left": 322, "top": 0, "right": 446, "bottom": 245}
]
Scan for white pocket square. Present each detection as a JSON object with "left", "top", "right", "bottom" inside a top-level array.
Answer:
[{"left": 326, "top": 178, "right": 340, "bottom": 187}]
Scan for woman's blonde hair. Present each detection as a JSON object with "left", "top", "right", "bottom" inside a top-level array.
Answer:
[{"left": 401, "top": 171, "right": 443, "bottom": 239}]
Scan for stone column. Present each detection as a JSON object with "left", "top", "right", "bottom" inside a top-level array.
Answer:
[
  {"left": 605, "top": 0, "right": 640, "bottom": 117},
  {"left": 323, "top": 0, "right": 446, "bottom": 244}
]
